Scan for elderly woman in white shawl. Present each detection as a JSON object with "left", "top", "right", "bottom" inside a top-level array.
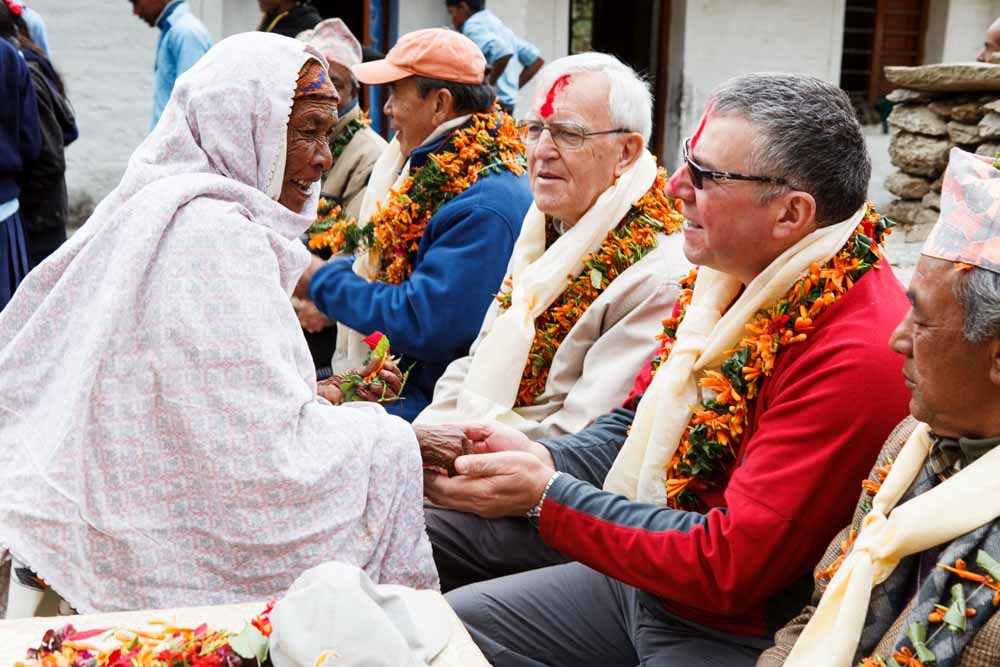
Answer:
[{"left": 0, "top": 32, "right": 437, "bottom": 617}]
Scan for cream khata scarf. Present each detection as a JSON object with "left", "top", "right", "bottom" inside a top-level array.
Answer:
[
  {"left": 454, "top": 150, "right": 659, "bottom": 423},
  {"left": 330, "top": 116, "right": 469, "bottom": 372},
  {"left": 603, "top": 204, "right": 867, "bottom": 504},
  {"left": 784, "top": 423, "right": 1000, "bottom": 666}
]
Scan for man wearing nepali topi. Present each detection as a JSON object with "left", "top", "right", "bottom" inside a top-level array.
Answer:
[{"left": 761, "top": 147, "right": 1000, "bottom": 667}]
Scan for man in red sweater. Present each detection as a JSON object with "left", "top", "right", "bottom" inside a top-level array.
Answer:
[{"left": 422, "top": 72, "right": 911, "bottom": 665}]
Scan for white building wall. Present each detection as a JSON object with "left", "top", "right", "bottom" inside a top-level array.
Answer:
[
  {"left": 669, "top": 0, "right": 846, "bottom": 168},
  {"left": 924, "top": 0, "right": 1000, "bottom": 64},
  {"left": 189, "top": 0, "right": 261, "bottom": 40}
]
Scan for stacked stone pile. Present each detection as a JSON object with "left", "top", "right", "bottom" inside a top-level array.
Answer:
[{"left": 883, "top": 63, "right": 1000, "bottom": 242}]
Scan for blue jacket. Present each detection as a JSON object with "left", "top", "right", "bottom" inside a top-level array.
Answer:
[
  {"left": 152, "top": 0, "right": 212, "bottom": 128},
  {"left": 0, "top": 39, "right": 41, "bottom": 205},
  {"left": 309, "top": 123, "right": 532, "bottom": 421}
]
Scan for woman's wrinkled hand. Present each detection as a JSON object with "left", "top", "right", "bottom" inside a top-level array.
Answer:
[
  {"left": 352, "top": 355, "right": 403, "bottom": 402},
  {"left": 317, "top": 355, "right": 404, "bottom": 405},
  {"left": 316, "top": 376, "right": 346, "bottom": 404},
  {"left": 414, "top": 424, "right": 473, "bottom": 476}
]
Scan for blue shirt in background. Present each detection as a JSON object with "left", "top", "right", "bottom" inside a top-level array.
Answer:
[
  {"left": 152, "top": 0, "right": 212, "bottom": 128},
  {"left": 461, "top": 9, "right": 541, "bottom": 109},
  {"left": 20, "top": 6, "right": 49, "bottom": 57}
]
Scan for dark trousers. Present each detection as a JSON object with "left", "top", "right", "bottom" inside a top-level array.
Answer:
[
  {"left": 448, "top": 562, "right": 765, "bottom": 667},
  {"left": 424, "top": 506, "right": 569, "bottom": 592}
]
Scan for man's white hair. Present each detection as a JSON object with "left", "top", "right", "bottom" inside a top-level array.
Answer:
[{"left": 533, "top": 52, "right": 653, "bottom": 144}]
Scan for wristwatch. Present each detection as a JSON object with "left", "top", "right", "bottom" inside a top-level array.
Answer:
[{"left": 526, "top": 471, "right": 561, "bottom": 529}]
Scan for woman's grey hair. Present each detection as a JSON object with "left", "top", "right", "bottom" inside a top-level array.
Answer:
[
  {"left": 954, "top": 266, "right": 1000, "bottom": 344},
  {"left": 532, "top": 52, "right": 653, "bottom": 143},
  {"left": 709, "top": 73, "right": 871, "bottom": 227}
]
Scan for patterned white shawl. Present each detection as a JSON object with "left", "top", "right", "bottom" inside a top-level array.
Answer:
[{"left": 0, "top": 31, "right": 438, "bottom": 614}]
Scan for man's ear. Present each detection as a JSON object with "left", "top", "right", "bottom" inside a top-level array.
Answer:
[
  {"left": 432, "top": 88, "right": 455, "bottom": 124},
  {"left": 772, "top": 191, "right": 817, "bottom": 241},
  {"left": 988, "top": 337, "right": 1000, "bottom": 388},
  {"left": 613, "top": 133, "right": 645, "bottom": 177}
]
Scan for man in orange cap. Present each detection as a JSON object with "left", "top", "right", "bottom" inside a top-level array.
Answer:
[{"left": 294, "top": 28, "right": 532, "bottom": 422}]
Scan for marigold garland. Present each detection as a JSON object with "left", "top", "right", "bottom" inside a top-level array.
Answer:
[
  {"left": 305, "top": 197, "right": 356, "bottom": 255},
  {"left": 306, "top": 105, "right": 526, "bottom": 284},
  {"left": 651, "top": 204, "right": 892, "bottom": 511},
  {"left": 331, "top": 111, "right": 371, "bottom": 158},
  {"left": 496, "top": 166, "right": 684, "bottom": 407}
]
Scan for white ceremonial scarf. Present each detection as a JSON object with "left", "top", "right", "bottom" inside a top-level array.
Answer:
[
  {"left": 784, "top": 423, "right": 1000, "bottom": 666},
  {"left": 454, "top": 150, "right": 659, "bottom": 422},
  {"left": 331, "top": 115, "right": 471, "bottom": 372},
  {"left": 603, "top": 204, "right": 867, "bottom": 504}
]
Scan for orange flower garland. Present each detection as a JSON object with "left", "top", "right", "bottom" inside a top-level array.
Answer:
[
  {"left": 651, "top": 204, "right": 891, "bottom": 511},
  {"left": 306, "top": 105, "right": 525, "bottom": 284},
  {"left": 496, "top": 167, "right": 684, "bottom": 407},
  {"left": 305, "top": 197, "right": 356, "bottom": 254}
]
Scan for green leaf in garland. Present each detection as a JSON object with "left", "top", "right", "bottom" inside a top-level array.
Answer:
[
  {"left": 590, "top": 268, "right": 603, "bottom": 290},
  {"left": 943, "top": 583, "right": 967, "bottom": 634},
  {"left": 229, "top": 623, "right": 269, "bottom": 663},
  {"left": 976, "top": 549, "right": 1000, "bottom": 582},
  {"left": 907, "top": 621, "right": 937, "bottom": 662}
]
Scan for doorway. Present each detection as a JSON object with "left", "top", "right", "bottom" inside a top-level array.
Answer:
[{"left": 568, "top": 0, "right": 668, "bottom": 158}]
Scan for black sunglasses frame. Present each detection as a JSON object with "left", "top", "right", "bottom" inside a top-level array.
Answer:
[{"left": 683, "top": 138, "right": 789, "bottom": 190}]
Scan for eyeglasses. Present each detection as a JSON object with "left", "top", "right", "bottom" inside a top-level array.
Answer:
[
  {"left": 517, "top": 120, "right": 630, "bottom": 150},
  {"left": 682, "top": 137, "right": 789, "bottom": 190}
]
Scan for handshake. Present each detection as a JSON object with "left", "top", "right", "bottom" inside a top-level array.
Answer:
[{"left": 412, "top": 423, "right": 558, "bottom": 519}]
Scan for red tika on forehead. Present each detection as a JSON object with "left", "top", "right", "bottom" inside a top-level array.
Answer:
[
  {"left": 690, "top": 104, "right": 713, "bottom": 150},
  {"left": 540, "top": 74, "right": 572, "bottom": 118}
]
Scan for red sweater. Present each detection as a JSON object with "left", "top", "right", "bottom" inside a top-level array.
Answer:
[{"left": 538, "top": 264, "right": 911, "bottom": 637}]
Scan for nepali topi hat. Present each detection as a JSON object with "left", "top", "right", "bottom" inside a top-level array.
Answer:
[{"left": 922, "top": 147, "right": 1000, "bottom": 274}]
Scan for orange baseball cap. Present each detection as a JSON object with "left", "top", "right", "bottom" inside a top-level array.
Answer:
[{"left": 352, "top": 28, "right": 486, "bottom": 85}]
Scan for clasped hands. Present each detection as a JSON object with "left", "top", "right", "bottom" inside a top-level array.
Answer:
[{"left": 414, "top": 422, "right": 556, "bottom": 518}]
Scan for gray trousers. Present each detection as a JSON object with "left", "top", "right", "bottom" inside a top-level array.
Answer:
[
  {"left": 447, "top": 562, "right": 765, "bottom": 667},
  {"left": 424, "top": 506, "right": 569, "bottom": 592}
]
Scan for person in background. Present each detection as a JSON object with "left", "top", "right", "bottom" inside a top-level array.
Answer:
[
  {"left": 978, "top": 17, "right": 1000, "bottom": 62},
  {"left": 0, "top": 36, "right": 39, "bottom": 312},
  {"left": 446, "top": 0, "right": 544, "bottom": 115},
  {"left": 298, "top": 18, "right": 387, "bottom": 221},
  {"left": 0, "top": 1, "right": 78, "bottom": 268},
  {"left": 129, "top": 0, "right": 212, "bottom": 129},
  {"left": 258, "top": 0, "right": 320, "bottom": 39},
  {"left": 5, "top": 1, "right": 47, "bottom": 56},
  {"left": 294, "top": 18, "right": 388, "bottom": 374},
  {"left": 294, "top": 28, "right": 533, "bottom": 421}
]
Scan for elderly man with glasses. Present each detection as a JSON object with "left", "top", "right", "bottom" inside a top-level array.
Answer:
[
  {"left": 420, "top": 72, "right": 912, "bottom": 666},
  {"left": 417, "top": 52, "right": 689, "bottom": 442},
  {"left": 416, "top": 52, "right": 690, "bottom": 580}
]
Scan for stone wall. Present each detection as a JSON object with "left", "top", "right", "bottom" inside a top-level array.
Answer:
[{"left": 884, "top": 63, "right": 1000, "bottom": 242}]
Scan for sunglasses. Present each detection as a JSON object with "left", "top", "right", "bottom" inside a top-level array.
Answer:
[
  {"left": 682, "top": 138, "right": 789, "bottom": 190},
  {"left": 517, "top": 120, "right": 630, "bottom": 151}
]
